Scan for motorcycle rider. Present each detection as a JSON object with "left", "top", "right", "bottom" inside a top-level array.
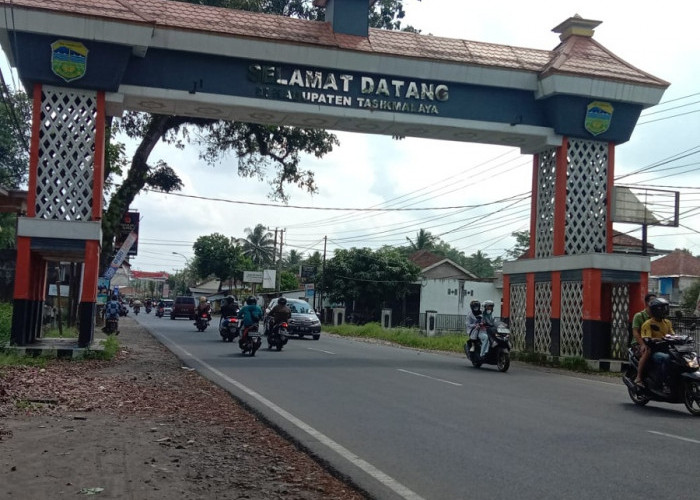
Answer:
[
  {"left": 238, "top": 296, "right": 263, "bottom": 342},
  {"left": 467, "top": 300, "right": 489, "bottom": 359},
  {"left": 196, "top": 296, "right": 211, "bottom": 325},
  {"left": 102, "top": 294, "right": 120, "bottom": 334},
  {"left": 640, "top": 298, "right": 675, "bottom": 393},
  {"left": 632, "top": 293, "right": 657, "bottom": 387},
  {"left": 219, "top": 295, "right": 240, "bottom": 335},
  {"left": 268, "top": 297, "right": 292, "bottom": 335}
]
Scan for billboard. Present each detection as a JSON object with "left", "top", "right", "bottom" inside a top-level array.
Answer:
[{"left": 114, "top": 211, "right": 140, "bottom": 256}]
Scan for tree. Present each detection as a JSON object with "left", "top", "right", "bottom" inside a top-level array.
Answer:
[
  {"left": 0, "top": 88, "right": 31, "bottom": 249},
  {"left": 192, "top": 233, "right": 246, "bottom": 290},
  {"left": 405, "top": 229, "right": 436, "bottom": 251},
  {"left": 99, "top": 0, "right": 419, "bottom": 268},
  {"left": 680, "top": 280, "right": 700, "bottom": 315},
  {"left": 463, "top": 250, "right": 497, "bottom": 279},
  {"left": 318, "top": 247, "right": 420, "bottom": 319},
  {"left": 284, "top": 249, "right": 304, "bottom": 272},
  {"left": 242, "top": 224, "right": 275, "bottom": 266},
  {"left": 505, "top": 230, "right": 530, "bottom": 259},
  {"left": 280, "top": 271, "right": 299, "bottom": 291}
]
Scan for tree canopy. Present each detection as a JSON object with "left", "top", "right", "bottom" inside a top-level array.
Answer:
[
  {"left": 319, "top": 247, "right": 420, "bottom": 317},
  {"left": 242, "top": 224, "right": 276, "bottom": 266},
  {"left": 192, "top": 233, "right": 252, "bottom": 290}
]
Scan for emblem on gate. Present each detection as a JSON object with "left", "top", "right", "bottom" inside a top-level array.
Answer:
[
  {"left": 584, "top": 101, "right": 613, "bottom": 136},
  {"left": 50, "top": 40, "right": 88, "bottom": 82}
]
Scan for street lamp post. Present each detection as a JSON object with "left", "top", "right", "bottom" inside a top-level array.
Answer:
[{"left": 172, "top": 252, "right": 192, "bottom": 295}]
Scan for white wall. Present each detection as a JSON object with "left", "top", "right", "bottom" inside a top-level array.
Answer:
[{"left": 419, "top": 279, "right": 501, "bottom": 317}]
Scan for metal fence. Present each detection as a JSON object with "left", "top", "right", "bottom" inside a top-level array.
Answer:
[
  {"left": 670, "top": 316, "right": 699, "bottom": 344},
  {"left": 418, "top": 314, "right": 466, "bottom": 335}
]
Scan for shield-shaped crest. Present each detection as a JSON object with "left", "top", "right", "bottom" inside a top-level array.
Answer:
[
  {"left": 584, "top": 101, "right": 613, "bottom": 136},
  {"left": 51, "top": 40, "right": 88, "bottom": 82}
]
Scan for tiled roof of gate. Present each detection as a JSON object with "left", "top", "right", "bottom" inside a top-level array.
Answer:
[{"left": 8, "top": 0, "right": 668, "bottom": 88}]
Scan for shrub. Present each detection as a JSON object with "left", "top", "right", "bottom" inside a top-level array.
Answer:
[{"left": 0, "top": 302, "right": 12, "bottom": 345}]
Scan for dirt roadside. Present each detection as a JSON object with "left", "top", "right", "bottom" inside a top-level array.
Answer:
[{"left": 0, "top": 317, "right": 367, "bottom": 500}]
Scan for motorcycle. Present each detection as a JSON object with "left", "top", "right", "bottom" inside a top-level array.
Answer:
[
  {"left": 622, "top": 335, "right": 700, "bottom": 415},
  {"left": 219, "top": 316, "right": 240, "bottom": 342},
  {"left": 239, "top": 323, "right": 262, "bottom": 356},
  {"left": 464, "top": 322, "right": 512, "bottom": 372},
  {"left": 102, "top": 316, "right": 119, "bottom": 335},
  {"left": 133, "top": 305, "right": 140, "bottom": 315},
  {"left": 195, "top": 312, "right": 211, "bottom": 332},
  {"left": 145, "top": 305, "right": 152, "bottom": 314},
  {"left": 267, "top": 321, "right": 289, "bottom": 351},
  {"left": 119, "top": 304, "right": 128, "bottom": 317},
  {"left": 155, "top": 306, "right": 164, "bottom": 318}
]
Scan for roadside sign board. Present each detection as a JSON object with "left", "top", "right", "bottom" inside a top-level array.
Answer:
[
  {"left": 243, "top": 271, "right": 263, "bottom": 283},
  {"left": 263, "top": 269, "right": 276, "bottom": 289}
]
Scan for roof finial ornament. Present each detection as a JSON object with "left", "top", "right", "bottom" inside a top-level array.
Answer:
[{"left": 552, "top": 14, "right": 602, "bottom": 41}]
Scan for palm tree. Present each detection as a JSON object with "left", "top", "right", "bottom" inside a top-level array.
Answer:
[
  {"left": 406, "top": 229, "right": 436, "bottom": 251},
  {"left": 242, "top": 224, "right": 275, "bottom": 266},
  {"left": 285, "top": 249, "right": 304, "bottom": 271}
]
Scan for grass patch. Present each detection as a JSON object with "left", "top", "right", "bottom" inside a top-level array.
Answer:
[
  {"left": 84, "top": 335, "right": 120, "bottom": 361},
  {"left": 0, "top": 352, "right": 49, "bottom": 368},
  {"left": 43, "top": 326, "right": 79, "bottom": 338},
  {"left": 324, "top": 322, "right": 466, "bottom": 353}
]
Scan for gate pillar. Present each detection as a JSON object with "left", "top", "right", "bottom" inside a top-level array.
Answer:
[
  {"left": 11, "top": 84, "right": 105, "bottom": 347},
  {"left": 503, "top": 137, "right": 650, "bottom": 361}
]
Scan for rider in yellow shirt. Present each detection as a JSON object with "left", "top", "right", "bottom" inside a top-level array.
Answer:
[{"left": 640, "top": 298, "right": 674, "bottom": 392}]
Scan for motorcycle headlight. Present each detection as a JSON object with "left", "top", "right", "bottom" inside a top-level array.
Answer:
[{"left": 685, "top": 356, "right": 699, "bottom": 369}]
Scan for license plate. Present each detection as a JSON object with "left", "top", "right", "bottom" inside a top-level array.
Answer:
[{"left": 299, "top": 327, "right": 309, "bottom": 332}]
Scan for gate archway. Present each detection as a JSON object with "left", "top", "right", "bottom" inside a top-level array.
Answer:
[{"left": 0, "top": 0, "right": 668, "bottom": 352}]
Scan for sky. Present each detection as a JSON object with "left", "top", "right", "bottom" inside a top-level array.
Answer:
[{"left": 4, "top": 0, "right": 700, "bottom": 273}]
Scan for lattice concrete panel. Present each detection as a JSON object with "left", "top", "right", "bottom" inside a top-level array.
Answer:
[
  {"left": 565, "top": 139, "right": 608, "bottom": 255},
  {"left": 561, "top": 281, "right": 583, "bottom": 357},
  {"left": 509, "top": 283, "right": 526, "bottom": 352},
  {"left": 36, "top": 86, "right": 97, "bottom": 220},
  {"left": 610, "top": 284, "right": 630, "bottom": 360},
  {"left": 534, "top": 282, "right": 552, "bottom": 354},
  {"left": 535, "top": 148, "right": 556, "bottom": 258}
]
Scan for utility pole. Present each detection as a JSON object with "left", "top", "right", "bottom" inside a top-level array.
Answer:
[
  {"left": 271, "top": 228, "right": 278, "bottom": 264},
  {"left": 275, "top": 229, "right": 284, "bottom": 292},
  {"left": 318, "top": 236, "right": 327, "bottom": 319}
]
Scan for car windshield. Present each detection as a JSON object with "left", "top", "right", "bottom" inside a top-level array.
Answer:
[
  {"left": 163, "top": 300, "right": 173, "bottom": 307},
  {"left": 288, "top": 301, "right": 313, "bottom": 314}
]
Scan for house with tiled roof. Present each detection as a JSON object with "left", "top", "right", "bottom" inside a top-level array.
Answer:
[
  {"left": 649, "top": 250, "right": 700, "bottom": 305},
  {"left": 408, "top": 251, "right": 500, "bottom": 323}
]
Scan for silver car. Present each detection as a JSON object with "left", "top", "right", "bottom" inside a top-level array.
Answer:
[{"left": 265, "top": 298, "right": 321, "bottom": 340}]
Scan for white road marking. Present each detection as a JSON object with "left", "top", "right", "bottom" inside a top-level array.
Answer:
[
  {"left": 307, "top": 347, "right": 336, "bottom": 355},
  {"left": 397, "top": 369, "right": 462, "bottom": 387},
  {"left": 155, "top": 333, "right": 425, "bottom": 500},
  {"left": 648, "top": 430, "right": 700, "bottom": 444}
]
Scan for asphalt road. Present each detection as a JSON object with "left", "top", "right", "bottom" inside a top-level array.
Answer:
[{"left": 132, "top": 311, "right": 700, "bottom": 500}]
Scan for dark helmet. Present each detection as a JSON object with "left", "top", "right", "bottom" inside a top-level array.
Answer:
[
  {"left": 470, "top": 300, "right": 481, "bottom": 315},
  {"left": 649, "top": 298, "right": 669, "bottom": 320},
  {"left": 224, "top": 295, "right": 235, "bottom": 304},
  {"left": 246, "top": 296, "right": 257, "bottom": 305},
  {"left": 110, "top": 295, "right": 117, "bottom": 301},
  {"left": 278, "top": 297, "right": 287, "bottom": 306}
]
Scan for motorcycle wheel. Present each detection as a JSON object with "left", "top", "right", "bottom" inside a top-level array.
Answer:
[
  {"left": 627, "top": 387, "right": 649, "bottom": 406},
  {"left": 496, "top": 350, "right": 510, "bottom": 372},
  {"left": 470, "top": 352, "right": 482, "bottom": 368},
  {"left": 683, "top": 381, "right": 700, "bottom": 416}
]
